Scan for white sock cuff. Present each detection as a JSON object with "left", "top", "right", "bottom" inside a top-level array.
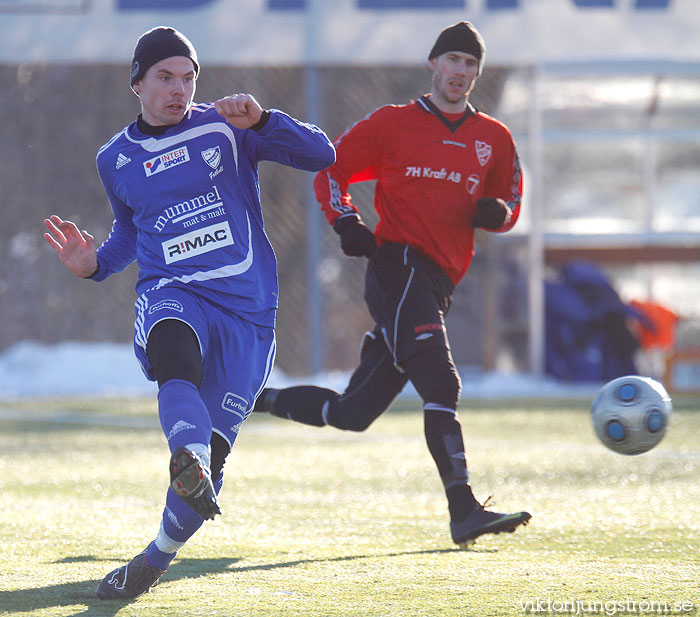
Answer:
[
  {"left": 155, "top": 522, "right": 187, "bottom": 554},
  {"left": 423, "top": 403, "right": 457, "bottom": 415}
]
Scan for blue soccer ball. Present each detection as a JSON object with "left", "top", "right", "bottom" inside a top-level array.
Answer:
[{"left": 591, "top": 376, "right": 672, "bottom": 455}]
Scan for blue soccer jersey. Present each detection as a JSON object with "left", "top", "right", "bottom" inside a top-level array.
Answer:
[{"left": 93, "top": 104, "right": 335, "bottom": 326}]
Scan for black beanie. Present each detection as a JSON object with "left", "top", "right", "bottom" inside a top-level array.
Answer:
[
  {"left": 130, "top": 27, "right": 199, "bottom": 86},
  {"left": 428, "top": 22, "right": 485, "bottom": 67}
]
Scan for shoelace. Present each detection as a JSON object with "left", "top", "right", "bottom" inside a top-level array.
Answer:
[{"left": 480, "top": 495, "right": 496, "bottom": 510}]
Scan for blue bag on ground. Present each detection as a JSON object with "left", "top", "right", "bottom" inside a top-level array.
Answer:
[{"left": 545, "top": 261, "right": 646, "bottom": 382}]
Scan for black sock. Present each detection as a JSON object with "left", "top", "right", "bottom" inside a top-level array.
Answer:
[
  {"left": 424, "top": 409, "right": 479, "bottom": 521},
  {"left": 268, "top": 385, "right": 338, "bottom": 427},
  {"left": 254, "top": 388, "right": 279, "bottom": 412},
  {"left": 446, "top": 484, "right": 479, "bottom": 522}
]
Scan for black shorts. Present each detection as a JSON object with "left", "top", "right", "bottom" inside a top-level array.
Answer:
[{"left": 364, "top": 242, "right": 455, "bottom": 366}]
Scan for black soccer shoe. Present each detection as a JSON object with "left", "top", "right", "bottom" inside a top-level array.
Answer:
[
  {"left": 451, "top": 501, "right": 531, "bottom": 548},
  {"left": 96, "top": 552, "right": 165, "bottom": 600},
  {"left": 169, "top": 446, "right": 221, "bottom": 520}
]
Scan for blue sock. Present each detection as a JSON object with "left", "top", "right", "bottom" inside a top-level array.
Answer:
[
  {"left": 157, "top": 379, "right": 212, "bottom": 454},
  {"left": 144, "top": 540, "right": 176, "bottom": 571},
  {"left": 145, "top": 474, "right": 225, "bottom": 570}
]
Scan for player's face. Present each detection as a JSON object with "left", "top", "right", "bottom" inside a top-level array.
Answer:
[
  {"left": 132, "top": 56, "right": 197, "bottom": 126},
  {"left": 429, "top": 51, "right": 479, "bottom": 113}
]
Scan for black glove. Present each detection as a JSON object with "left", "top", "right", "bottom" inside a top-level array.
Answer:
[
  {"left": 472, "top": 197, "right": 511, "bottom": 230},
  {"left": 333, "top": 216, "right": 377, "bottom": 257}
]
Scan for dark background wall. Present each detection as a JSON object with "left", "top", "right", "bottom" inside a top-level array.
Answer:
[{"left": 0, "top": 62, "right": 519, "bottom": 375}]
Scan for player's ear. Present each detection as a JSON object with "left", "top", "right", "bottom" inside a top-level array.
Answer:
[{"left": 132, "top": 79, "right": 143, "bottom": 95}]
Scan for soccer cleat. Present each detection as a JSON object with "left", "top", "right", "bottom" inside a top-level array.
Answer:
[
  {"left": 95, "top": 551, "right": 165, "bottom": 599},
  {"left": 451, "top": 500, "right": 531, "bottom": 548},
  {"left": 169, "top": 446, "right": 221, "bottom": 520}
]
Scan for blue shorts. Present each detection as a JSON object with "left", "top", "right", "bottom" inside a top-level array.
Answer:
[{"left": 133, "top": 286, "right": 276, "bottom": 448}]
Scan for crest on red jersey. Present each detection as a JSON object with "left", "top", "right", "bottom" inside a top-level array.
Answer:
[{"left": 475, "top": 140, "right": 492, "bottom": 166}]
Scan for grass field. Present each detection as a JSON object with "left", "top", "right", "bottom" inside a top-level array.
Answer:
[{"left": 0, "top": 395, "right": 699, "bottom": 617}]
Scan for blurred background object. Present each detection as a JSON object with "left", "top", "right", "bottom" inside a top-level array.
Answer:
[{"left": 2, "top": 0, "right": 700, "bottom": 392}]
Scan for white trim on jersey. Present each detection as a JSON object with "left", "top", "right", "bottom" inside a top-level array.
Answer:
[
  {"left": 423, "top": 403, "right": 457, "bottom": 414},
  {"left": 133, "top": 212, "right": 254, "bottom": 352},
  {"left": 125, "top": 122, "right": 239, "bottom": 173},
  {"left": 393, "top": 258, "right": 415, "bottom": 367},
  {"left": 97, "top": 128, "right": 128, "bottom": 156},
  {"left": 254, "top": 335, "right": 276, "bottom": 405},
  {"left": 151, "top": 212, "right": 253, "bottom": 290},
  {"left": 416, "top": 97, "right": 431, "bottom": 113},
  {"left": 213, "top": 332, "right": 276, "bottom": 451},
  {"left": 327, "top": 173, "right": 348, "bottom": 216},
  {"left": 333, "top": 107, "right": 377, "bottom": 146},
  {"left": 134, "top": 293, "right": 149, "bottom": 351}
]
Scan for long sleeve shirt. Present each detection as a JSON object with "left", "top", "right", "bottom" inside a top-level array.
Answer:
[
  {"left": 314, "top": 95, "right": 522, "bottom": 285},
  {"left": 94, "top": 105, "right": 335, "bottom": 326}
]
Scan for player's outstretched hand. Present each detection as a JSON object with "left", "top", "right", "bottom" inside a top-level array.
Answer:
[
  {"left": 472, "top": 197, "right": 512, "bottom": 230},
  {"left": 333, "top": 216, "right": 377, "bottom": 258},
  {"left": 215, "top": 93, "right": 263, "bottom": 129},
  {"left": 43, "top": 215, "right": 98, "bottom": 279}
]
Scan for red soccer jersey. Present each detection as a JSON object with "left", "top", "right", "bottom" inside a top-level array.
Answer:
[{"left": 314, "top": 96, "right": 523, "bottom": 285}]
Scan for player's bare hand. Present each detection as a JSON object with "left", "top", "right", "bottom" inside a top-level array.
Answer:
[
  {"left": 215, "top": 93, "right": 263, "bottom": 129},
  {"left": 43, "top": 215, "right": 98, "bottom": 279}
]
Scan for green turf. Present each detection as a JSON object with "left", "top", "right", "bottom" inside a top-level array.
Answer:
[{"left": 1, "top": 396, "right": 698, "bottom": 617}]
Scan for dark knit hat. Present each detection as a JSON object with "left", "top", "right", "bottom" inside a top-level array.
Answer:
[
  {"left": 428, "top": 21, "right": 485, "bottom": 67},
  {"left": 130, "top": 27, "right": 199, "bottom": 86}
]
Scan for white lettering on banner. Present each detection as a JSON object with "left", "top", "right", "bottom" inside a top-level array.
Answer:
[
  {"left": 115, "top": 0, "right": 672, "bottom": 12},
  {"left": 1, "top": 0, "right": 691, "bottom": 65},
  {"left": 2, "top": 0, "right": 85, "bottom": 10}
]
